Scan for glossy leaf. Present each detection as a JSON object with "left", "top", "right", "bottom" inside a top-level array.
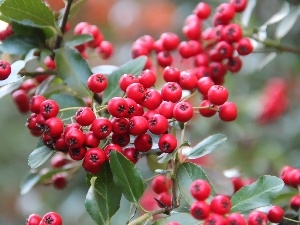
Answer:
[
  {"left": 231, "top": 175, "right": 284, "bottom": 213},
  {"left": 91, "top": 65, "right": 118, "bottom": 75},
  {"left": 241, "top": 0, "right": 257, "bottom": 27},
  {"left": 275, "top": 5, "right": 300, "bottom": 39},
  {"left": 185, "top": 134, "right": 227, "bottom": 159},
  {"left": 64, "top": 34, "right": 93, "bottom": 47},
  {"left": 263, "top": 2, "right": 290, "bottom": 26},
  {"left": 28, "top": 145, "right": 55, "bottom": 169},
  {"left": 102, "top": 56, "right": 147, "bottom": 103},
  {"left": 85, "top": 163, "right": 122, "bottom": 225},
  {"left": 177, "top": 162, "right": 215, "bottom": 205},
  {"left": 0, "top": 0, "right": 59, "bottom": 33},
  {"left": 54, "top": 47, "right": 92, "bottom": 97},
  {"left": 0, "top": 35, "right": 39, "bottom": 55},
  {"left": 110, "top": 151, "right": 146, "bottom": 204}
]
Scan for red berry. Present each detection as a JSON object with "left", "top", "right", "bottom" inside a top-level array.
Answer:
[
  {"left": 219, "top": 102, "right": 237, "bottom": 122},
  {"left": 82, "top": 148, "right": 106, "bottom": 174},
  {"left": 74, "top": 22, "right": 89, "bottom": 35},
  {"left": 158, "top": 101, "right": 175, "bottom": 119},
  {"left": 247, "top": 211, "right": 268, "bottom": 225},
  {"left": 230, "top": 0, "right": 248, "bottom": 12},
  {"left": 129, "top": 116, "right": 149, "bottom": 136},
  {"left": 179, "top": 71, "right": 198, "bottom": 90},
  {"left": 40, "top": 100, "right": 60, "bottom": 119},
  {"left": 182, "top": 22, "right": 201, "bottom": 41},
  {"left": 216, "top": 41, "right": 234, "bottom": 59},
  {"left": 0, "top": 60, "right": 12, "bottom": 80},
  {"left": 163, "top": 66, "right": 180, "bottom": 82},
  {"left": 222, "top": 23, "right": 243, "bottom": 43},
  {"left": 151, "top": 175, "right": 172, "bottom": 194},
  {"left": 216, "top": 3, "right": 236, "bottom": 24},
  {"left": 199, "top": 100, "right": 218, "bottom": 117},
  {"left": 119, "top": 74, "right": 139, "bottom": 92},
  {"left": 207, "top": 85, "right": 229, "bottom": 106},
  {"left": 44, "top": 56, "right": 56, "bottom": 70},
  {"left": 210, "top": 195, "right": 231, "bottom": 215},
  {"left": 68, "top": 146, "right": 86, "bottom": 161},
  {"left": 161, "top": 82, "right": 182, "bottom": 103},
  {"left": 267, "top": 205, "right": 284, "bottom": 223},
  {"left": 111, "top": 117, "right": 129, "bottom": 135},
  {"left": 236, "top": 38, "right": 253, "bottom": 56},
  {"left": 90, "top": 117, "right": 112, "bottom": 139},
  {"left": 85, "top": 131, "right": 100, "bottom": 148},
  {"left": 126, "top": 83, "right": 146, "bottom": 105},
  {"left": 190, "top": 201, "right": 210, "bottom": 220},
  {"left": 194, "top": 2, "right": 211, "bottom": 20},
  {"left": 111, "top": 133, "right": 130, "bottom": 147},
  {"left": 167, "top": 222, "right": 180, "bottom": 225},
  {"left": 160, "top": 32, "right": 180, "bottom": 51},
  {"left": 190, "top": 179, "right": 211, "bottom": 201},
  {"left": 54, "top": 135, "right": 68, "bottom": 152},
  {"left": 12, "top": 89, "right": 30, "bottom": 113},
  {"left": 142, "top": 89, "right": 162, "bottom": 110},
  {"left": 44, "top": 117, "right": 64, "bottom": 138},
  {"left": 27, "top": 214, "right": 42, "bottom": 225},
  {"left": 227, "top": 56, "right": 242, "bottom": 73},
  {"left": 157, "top": 51, "right": 173, "bottom": 68},
  {"left": 287, "top": 169, "right": 300, "bottom": 187},
  {"left": 96, "top": 40, "right": 114, "bottom": 59},
  {"left": 51, "top": 153, "right": 69, "bottom": 168},
  {"left": 158, "top": 133, "right": 177, "bottom": 153},
  {"left": 290, "top": 194, "right": 300, "bottom": 211},
  {"left": 138, "top": 69, "right": 156, "bottom": 88},
  {"left": 197, "top": 77, "right": 214, "bottom": 95},
  {"left": 134, "top": 133, "right": 153, "bottom": 152},
  {"left": 148, "top": 114, "right": 169, "bottom": 135},
  {"left": 65, "top": 128, "right": 85, "bottom": 148},
  {"left": 29, "top": 95, "right": 46, "bottom": 113},
  {"left": 104, "top": 143, "right": 123, "bottom": 161},
  {"left": 52, "top": 173, "right": 67, "bottom": 189},
  {"left": 123, "top": 147, "right": 139, "bottom": 164},
  {"left": 173, "top": 102, "right": 194, "bottom": 123},
  {"left": 40, "top": 212, "right": 62, "bottom": 225},
  {"left": 226, "top": 212, "right": 247, "bottom": 225},
  {"left": 204, "top": 213, "right": 226, "bottom": 225},
  {"left": 279, "top": 165, "right": 294, "bottom": 185},
  {"left": 20, "top": 79, "right": 37, "bottom": 92},
  {"left": 107, "top": 97, "right": 128, "bottom": 118},
  {"left": 87, "top": 73, "right": 108, "bottom": 93},
  {"left": 75, "top": 107, "right": 95, "bottom": 126},
  {"left": 157, "top": 192, "right": 172, "bottom": 207}
]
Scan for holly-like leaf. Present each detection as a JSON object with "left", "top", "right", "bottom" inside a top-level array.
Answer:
[
  {"left": 54, "top": 47, "right": 92, "bottom": 97},
  {"left": 64, "top": 34, "right": 93, "bottom": 47},
  {"left": 184, "top": 134, "right": 227, "bottom": 159},
  {"left": 0, "top": 35, "right": 39, "bottom": 55},
  {"left": 85, "top": 163, "right": 122, "bottom": 225},
  {"left": 91, "top": 65, "right": 118, "bottom": 76},
  {"left": 110, "top": 151, "right": 146, "bottom": 204},
  {"left": 153, "top": 213, "right": 198, "bottom": 225},
  {"left": 102, "top": 56, "right": 147, "bottom": 103},
  {"left": 177, "top": 162, "right": 215, "bottom": 205},
  {"left": 28, "top": 145, "right": 55, "bottom": 169},
  {"left": 0, "top": 0, "right": 59, "bottom": 34},
  {"left": 0, "top": 60, "right": 25, "bottom": 87},
  {"left": 231, "top": 175, "right": 284, "bottom": 213}
]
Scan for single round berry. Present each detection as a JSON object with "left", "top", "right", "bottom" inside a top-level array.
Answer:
[
  {"left": 157, "top": 51, "right": 173, "bottom": 68},
  {"left": 190, "top": 179, "right": 211, "bottom": 201},
  {"left": 267, "top": 205, "right": 284, "bottom": 223},
  {"left": 207, "top": 85, "right": 229, "bottom": 106},
  {"left": 44, "top": 117, "right": 64, "bottom": 138},
  {"left": 123, "top": 147, "right": 139, "bottom": 164},
  {"left": 219, "top": 102, "right": 237, "bottom": 122},
  {"left": 210, "top": 195, "right": 232, "bottom": 215},
  {"left": 148, "top": 114, "right": 169, "bottom": 135},
  {"left": 129, "top": 116, "right": 149, "bottom": 136},
  {"left": 194, "top": 2, "right": 211, "bottom": 20},
  {"left": 204, "top": 213, "right": 226, "bottom": 225},
  {"left": 12, "top": 89, "right": 30, "bottom": 113},
  {"left": 85, "top": 131, "right": 100, "bottom": 148},
  {"left": 44, "top": 56, "right": 56, "bottom": 70},
  {"left": 138, "top": 69, "right": 156, "bottom": 88},
  {"left": 227, "top": 56, "right": 242, "bottom": 73},
  {"left": 236, "top": 38, "right": 253, "bottom": 56},
  {"left": 26, "top": 213, "right": 42, "bottom": 225},
  {"left": 158, "top": 101, "right": 175, "bottom": 119},
  {"left": 87, "top": 73, "right": 108, "bottom": 93},
  {"left": 82, "top": 148, "right": 106, "bottom": 174},
  {"left": 40, "top": 212, "right": 62, "bottom": 225},
  {"left": 52, "top": 172, "right": 67, "bottom": 189},
  {"left": 197, "top": 77, "right": 214, "bottom": 95},
  {"left": 134, "top": 133, "right": 153, "bottom": 152},
  {"left": 290, "top": 194, "right": 300, "bottom": 211},
  {"left": 40, "top": 100, "right": 60, "bottom": 119},
  {"left": 230, "top": 0, "right": 248, "bottom": 12},
  {"left": 65, "top": 128, "right": 85, "bottom": 148},
  {"left": 279, "top": 165, "right": 294, "bottom": 185},
  {"left": 29, "top": 95, "right": 46, "bottom": 113},
  {"left": 190, "top": 201, "right": 210, "bottom": 220},
  {"left": 119, "top": 74, "right": 139, "bottom": 92},
  {"left": 222, "top": 23, "right": 243, "bottom": 43},
  {"left": 157, "top": 192, "right": 172, "bottom": 208},
  {"left": 75, "top": 107, "right": 95, "bottom": 126},
  {"left": 0, "top": 60, "right": 11, "bottom": 80},
  {"left": 90, "top": 117, "right": 112, "bottom": 139},
  {"left": 179, "top": 71, "right": 198, "bottom": 90},
  {"left": 151, "top": 175, "right": 172, "bottom": 194},
  {"left": 142, "top": 89, "right": 162, "bottom": 110},
  {"left": 111, "top": 117, "right": 129, "bottom": 135},
  {"left": 163, "top": 66, "right": 180, "bottom": 82},
  {"left": 158, "top": 133, "right": 177, "bottom": 153},
  {"left": 126, "top": 83, "right": 146, "bottom": 105},
  {"left": 167, "top": 222, "right": 180, "bottom": 225},
  {"left": 96, "top": 40, "right": 114, "bottom": 59},
  {"left": 216, "top": 3, "right": 236, "bottom": 24},
  {"left": 104, "top": 143, "right": 123, "bottom": 161},
  {"left": 173, "top": 101, "right": 194, "bottom": 123},
  {"left": 107, "top": 97, "right": 128, "bottom": 118},
  {"left": 199, "top": 100, "right": 218, "bottom": 117},
  {"left": 226, "top": 212, "right": 247, "bottom": 225},
  {"left": 247, "top": 211, "right": 268, "bottom": 225},
  {"left": 111, "top": 133, "right": 130, "bottom": 147},
  {"left": 160, "top": 32, "right": 180, "bottom": 51}
]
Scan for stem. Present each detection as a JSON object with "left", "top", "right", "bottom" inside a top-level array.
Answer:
[
  {"left": 51, "top": 0, "right": 74, "bottom": 57},
  {"left": 59, "top": 106, "right": 82, "bottom": 112},
  {"left": 127, "top": 208, "right": 169, "bottom": 225},
  {"left": 19, "top": 70, "right": 57, "bottom": 77},
  {"left": 181, "top": 90, "right": 198, "bottom": 102},
  {"left": 283, "top": 217, "right": 299, "bottom": 223}
]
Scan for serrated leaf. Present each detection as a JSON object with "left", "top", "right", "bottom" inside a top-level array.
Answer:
[
  {"left": 0, "top": 0, "right": 59, "bottom": 34},
  {"left": 177, "top": 162, "right": 215, "bottom": 205},
  {"left": 110, "top": 151, "right": 146, "bottom": 204},
  {"left": 153, "top": 213, "right": 198, "bottom": 225},
  {"left": 54, "top": 47, "right": 92, "bottom": 97},
  {"left": 28, "top": 145, "right": 55, "bottom": 169},
  {"left": 91, "top": 65, "right": 119, "bottom": 76},
  {"left": 102, "top": 56, "right": 147, "bottom": 103},
  {"left": 263, "top": 2, "right": 290, "bottom": 26},
  {"left": 0, "top": 60, "right": 25, "bottom": 86},
  {"left": 241, "top": 0, "right": 256, "bottom": 27},
  {"left": 231, "top": 175, "right": 284, "bottom": 213},
  {"left": 85, "top": 163, "right": 122, "bottom": 225},
  {"left": 275, "top": 5, "right": 300, "bottom": 39},
  {"left": 0, "top": 35, "right": 38, "bottom": 55},
  {"left": 185, "top": 134, "right": 227, "bottom": 159},
  {"left": 64, "top": 34, "right": 93, "bottom": 47}
]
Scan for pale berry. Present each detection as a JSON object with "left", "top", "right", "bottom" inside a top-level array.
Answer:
[
  {"left": 12, "top": 89, "right": 30, "bottom": 113},
  {"left": 126, "top": 83, "right": 146, "bottom": 105}
]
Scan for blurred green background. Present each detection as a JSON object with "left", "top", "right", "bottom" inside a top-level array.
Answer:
[{"left": 1, "top": 0, "right": 300, "bottom": 224}]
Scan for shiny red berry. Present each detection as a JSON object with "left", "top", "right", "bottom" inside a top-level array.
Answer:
[
  {"left": 267, "top": 205, "right": 284, "bottom": 223},
  {"left": 163, "top": 66, "right": 180, "bottom": 82},
  {"left": 75, "top": 107, "right": 95, "bottom": 126},
  {"left": 210, "top": 195, "right": 232, "bottom": 215},
  {"left": 129, "top": 116, "right": 149, "bottom": 136},
  {"left": 173, "top": 101, "right": 194, "bottom": 123},
  {"left": 190, "top": 179, "right": 211, "bottom": 201},
  {"left": 226, "top": 212, "right": 247, "bottom": 225},
  {"left": 87, "top": 73, "right": 108, "bottom": 93},
  {"left": 157, "top": 192, "right": 172, "bottom": 208},
  {"left": 26, "top": 213, "right": 42, "bottom": 225},
  {"left": 123, "top": 147, "right": 139, "bottom": 164},
  {"left": 0, "top": 60, "right": 11, "bottom": 80},
  {"left": 44, "top": 117, "right": 64, "bottom": 138},
  {"left": 152, "top": 175, "right": 172, "bottom": 194},
  {"left": 104, "top": 143, "right": 122, "bottom": 161},
  {"left": 190, "top": 201, "right": 210, "bottom": 220},
  {"left": 207, "top": 85, "right": 229, "bottom": 105},
  {"left": 138, "top": 69, "right": 156, "bottom": 88},
  {"left": 158, "top": 133, "right": 177, "bottom": 153},
  {"left": 44, "top": 56, "right": 56, "bottom": 70},
  {"left": 90, "top": 117, "right": 112, "bottom": 139},
  {"left": 40, "top": 100, "right": 59, "bottom": 119},
  {"left": 219, "top": 102, "right": 237, "bottom": 122},
  {"left": 29, "top": 95, "right": 46, "bottom": 113},
  {"left": 65, "top": 128, "right": 85, "bottom": 148},
  {"left": 247, "top": 211, "right": 268, "bottom": 225},
  {"left": 134, "top": 133, "right": 153, "bottom": 152},
  {"left": 107, "top": 97, "right": 128, "bottom": 118},
  {"left": 39, "top": 212, "right": 62, "bottom": 225},
  {"left": 82, "top": 148, "right": 106, "bottom": 174},
  {"left": 12, "top": 89, "right": 30, "bottom": 113},
  {"left": 161, "top": 82, "right": 182, "bottom": 103},
  {"left": 194, "top": 2, "right": 211, "bottom": 20}
]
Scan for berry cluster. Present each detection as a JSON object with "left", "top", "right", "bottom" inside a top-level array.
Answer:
[
  {"left": 188, "top": 179, "right": 285, "bottom": 224},
  {"left": 27, "top": 212, "right": 62, "bottom": 225},
  {"left": 151, "top": 175, "right": 172, "bottom": 208}
]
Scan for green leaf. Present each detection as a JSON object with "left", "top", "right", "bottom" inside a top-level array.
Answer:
[
  {"left": 11, "top": 22, "right": 46, "bottom": 40},
  {"left": 262, "top": 2, "right": 290, "bottom": 26},
  {"left": 185, "top": 134, "right": 227, "bottom": 159},
  {"left": 102, "top": 56, "right": 147, "bottom": 103},
  {"left": 153, "top": 213, "right": 198, "bottom": 225},
  {"left": 0, "top": 60, "right": 25, "bottom": 86},
  {"left": 147, "top": 153, "right": 168, "bottom": 172},
  {"left": 0, "top": 35, "right": 38, "bottom": 55},
  {"left": 241, "top": 0, "right": 256, "bottom": 27},
  {"left": 0, "top": 77, "right": 23, "bottom": 98},
  {"left": 91, "top": 65, "right": 118, "bottom": 76},
  {"left": 0, "top": 0, "right": 59, "bottom": 33},
  {"left": 28, "top": 145, "right": 55, "bottom": 169},
  {"left": 54, "top": 47, "right": 92, "bottom": 97},
  {"left": 157, "top": 151, "right": 176, "bottom": 164},
  {"left": 110, "top": 151, "right": 146, "bottom": 204},
  {"left": 64, "top": 34, "right": 93, "bottom": 47},
  {"left": 231, "top": 175, "right": 284, "bottom": 213},
  {"left": 70, "top": 0, "right": 86, "bottom": 18},
  {"left": 85, "top": 163, "right": 122, "bottom": 225},
  {"left": 177, "top": 162, "right": 215, "bottom": 205}
]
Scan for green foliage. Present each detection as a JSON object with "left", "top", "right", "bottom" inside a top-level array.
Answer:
[
  {"left": 0, "top": 36, "right": 39, "bottom": 55},
  {"left": 85, "top": 163, "right": 122, "bottom": 225},
  {"left": 54, "top": 47, "right": 92, "bottom": 97},
  {"left": 64, "top": 34, "right": 93, "bottom": 47},
  {"left": 109, "top": 151, "right": 146, "bottom": 204},
  {"left": 28, "top": 145, "right": 55, "bottom": 169},
  {"left": 102, "top": 56, "right": 147, "bottom": 103},
  {"left": 231, "top": 175, "right": 284, "bottom": 213}
]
